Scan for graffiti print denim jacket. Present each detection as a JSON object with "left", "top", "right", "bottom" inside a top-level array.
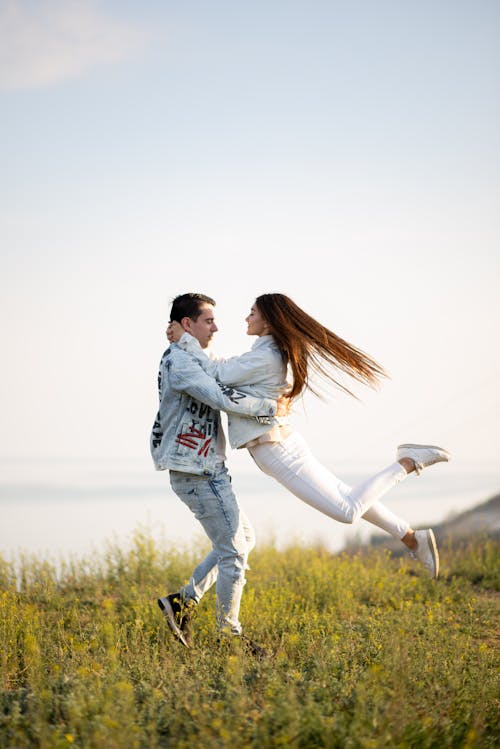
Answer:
[{"left": 150, "top": 344, "right": 278, "bottom": 476}]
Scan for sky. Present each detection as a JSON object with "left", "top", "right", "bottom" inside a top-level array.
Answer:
[{"left": 1, "top": 0, "right": 499, "bottom": 481}]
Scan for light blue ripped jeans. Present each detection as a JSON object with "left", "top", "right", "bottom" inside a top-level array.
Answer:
[{"left": 169, "top": 465, "right": 255, "bottom": 635}]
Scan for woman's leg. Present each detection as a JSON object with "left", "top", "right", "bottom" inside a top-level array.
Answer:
[
  {"left": 361, "top": 502, "right": 410, "bottom": 539},
  {"left": 314, "top": 467, "right": 410, "bottom": 539},
  {"left": 248, "top": 431, "right": 408, "bottom": 527}
]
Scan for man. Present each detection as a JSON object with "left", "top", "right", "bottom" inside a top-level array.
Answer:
[{"left": 151, "top": 293, "right": 278, "bottom": 651}]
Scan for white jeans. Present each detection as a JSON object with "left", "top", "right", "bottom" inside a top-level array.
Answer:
[{"left": 248, "top": 431, "right": 410, "bottom": 539}]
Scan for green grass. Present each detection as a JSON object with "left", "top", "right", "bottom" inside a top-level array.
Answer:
[{"left": 1, "top": 531, "right": 498, "bottom": 748}]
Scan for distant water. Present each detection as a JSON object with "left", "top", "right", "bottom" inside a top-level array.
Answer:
[{"left": 1, "top": 455, "right": 499, "bottom": 561}]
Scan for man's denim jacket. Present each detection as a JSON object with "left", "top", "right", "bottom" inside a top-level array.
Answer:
[{"left": 150, "top": 344, "right": 278, "bottom": 476}]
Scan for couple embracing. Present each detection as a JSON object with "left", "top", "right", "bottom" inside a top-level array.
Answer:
[{"left": 151, "top": 292, "right": 449, "bottom": 652}]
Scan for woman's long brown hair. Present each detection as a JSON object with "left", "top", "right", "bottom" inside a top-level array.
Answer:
[{"left": 256, "top": 293, "right": 388, "bottom": 401}]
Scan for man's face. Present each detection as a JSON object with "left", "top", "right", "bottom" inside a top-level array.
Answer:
[{"left": 182, "top": 303, "right": 218, "bottom": 349}]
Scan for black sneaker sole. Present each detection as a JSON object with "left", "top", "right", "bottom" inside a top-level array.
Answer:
[{"left": 158, "top": 597, "right": 190, "bottom": 648}]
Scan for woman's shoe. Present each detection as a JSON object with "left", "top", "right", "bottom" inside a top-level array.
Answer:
[
  {"left": 409, "top": 528, "right": 439, "bottom": 578},
  {"left": 397, "top": 444, "right": 450, "bottom": 475}
]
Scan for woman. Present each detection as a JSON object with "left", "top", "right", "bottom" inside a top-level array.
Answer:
[{"left": 168, "top": 293, "right": 450, "bottom": 578}]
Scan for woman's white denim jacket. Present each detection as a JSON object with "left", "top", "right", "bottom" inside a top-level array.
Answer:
[
  {"left": 150, "top": 344, "right": 278, "bottom": 476},
  {"left": 176, "top": 333, "right": 289, "bottom": 448}
]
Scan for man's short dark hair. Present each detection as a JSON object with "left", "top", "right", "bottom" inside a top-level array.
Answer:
[{"left": 170, "top": 293, "right": 216, "bottom": 323}]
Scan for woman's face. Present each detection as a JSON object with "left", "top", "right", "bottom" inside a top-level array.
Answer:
[{"left": 245, "top": 303, "right": 269, "bottom": 336}]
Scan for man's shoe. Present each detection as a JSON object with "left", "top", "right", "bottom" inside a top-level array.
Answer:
[
  {"left": 410, "top": 529, "right": 439, "bottom": 579},
  {"left": 397, "top": 444, "right": 450, "bottom": 475},
  {"left": 158, "top": 593, "right": 196, "bottom": 648}
]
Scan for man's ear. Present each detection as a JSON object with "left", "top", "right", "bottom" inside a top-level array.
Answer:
[{"left": 180, "top": 316, "right": 192, "bottom": 332}]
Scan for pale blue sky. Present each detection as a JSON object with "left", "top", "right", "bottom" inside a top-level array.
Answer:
[{"left": 1, "top": 0, "right": 499, "bottom": 475}]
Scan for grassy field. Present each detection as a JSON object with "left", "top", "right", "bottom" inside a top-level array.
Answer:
[{"left": 1, "top": 531, "right": 498, "bottom": 748}]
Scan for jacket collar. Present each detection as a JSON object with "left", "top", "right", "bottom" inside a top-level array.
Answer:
[{"left": 251, "top": 334, "right": 275, "bottom": 350}]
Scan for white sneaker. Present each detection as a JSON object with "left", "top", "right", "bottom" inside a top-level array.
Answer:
[
  {"left": 397, "top": 443, "right": 450, "bottom": 475},
  {"left": 410, "top": 529, "right": 439, "bottom": 579}
]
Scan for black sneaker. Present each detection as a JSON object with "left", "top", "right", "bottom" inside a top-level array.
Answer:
[{"left": 158, "top": 593, "right": 196, "bottom": 648}]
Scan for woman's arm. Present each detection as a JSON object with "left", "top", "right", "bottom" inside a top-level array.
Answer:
[
  {"left": 168, "top": 325, "right": 272, "bottom": 387},
  {"left": 182, "top": 335, "right": 272, "bottom": 386},
  {"left": 177, "top": 333, "right": 221, "bottom": 377}
]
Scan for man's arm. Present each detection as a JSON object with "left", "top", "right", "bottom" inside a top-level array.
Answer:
[{"left": 168, "top": 348, "right": 276, "bottom": 421}]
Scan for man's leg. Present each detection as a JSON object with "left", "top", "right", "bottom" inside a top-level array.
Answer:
[
  {"left": 180, "top": 507, "right": 255, "bottom": 603},
  {"left": 169, "top": 467, "right": 252, "bottom": 635},
  {"left": 180, "top": 549, "right": 218, "bottom": 604}
]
